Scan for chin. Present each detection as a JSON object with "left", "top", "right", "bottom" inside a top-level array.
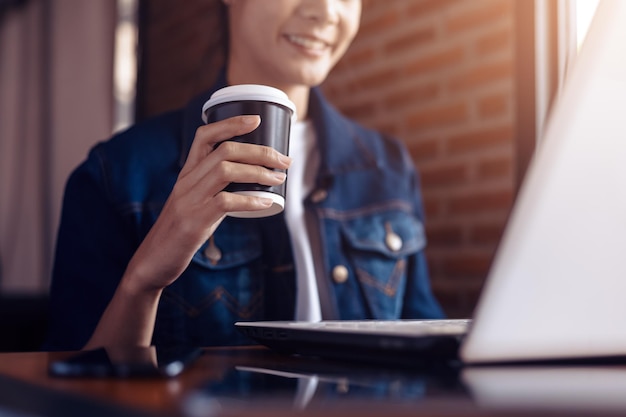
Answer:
[
  {"left": 278, "top": 60, "right": 334, "bottom": 87},
  {"left": 294, "top": 69, "right": 333, "bottom": 87}
]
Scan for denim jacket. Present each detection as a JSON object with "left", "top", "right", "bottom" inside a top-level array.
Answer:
[{"left": 45, "top": 78, "right": 444, "bottom": 351}]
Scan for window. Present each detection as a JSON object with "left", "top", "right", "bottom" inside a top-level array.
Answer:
[
  {"left": 514, "top": 0, "right": 600, "bottom": 189},
  {"left": 113, "top": 0, "right": 139, "bottom": 133}
]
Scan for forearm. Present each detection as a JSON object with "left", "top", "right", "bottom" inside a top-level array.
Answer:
[
  {"left": 81, "top": 116, "right": 291, "bottom": 350},
  {"left": 83, "top": 274, "right": 163, "bottom": 349}
]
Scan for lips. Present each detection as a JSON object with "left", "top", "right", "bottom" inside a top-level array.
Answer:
[{"left": 285, "top": 34, "right": 332, "bottom": 52}]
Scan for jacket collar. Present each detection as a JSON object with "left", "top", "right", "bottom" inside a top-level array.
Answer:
[
  {"left": 180, "top": 73, "right": 379, "bottom": 176},
  {"left": 307, "top": 87, "right": 378, "bottom": 178}
]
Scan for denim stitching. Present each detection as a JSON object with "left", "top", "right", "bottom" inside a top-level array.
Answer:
[
  {"left": 356, "top": 258, "right": 406, "bottom": 297},
  {"left": 319, "top": 200, "right": 414, "bottom": 221},
  {"left": 201, "top": 287, "right": 263, "bottom": 319},
  {"left": 162, "top": 286, "right": 262, "bottom": 319}
]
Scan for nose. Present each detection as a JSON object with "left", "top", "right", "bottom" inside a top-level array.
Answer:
[{"left": 298, "top": 0, "right": 340, "bottom": 24}]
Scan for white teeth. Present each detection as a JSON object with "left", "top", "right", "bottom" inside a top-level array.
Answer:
[{"left": 287, "top": 35, "right": 328, "bottom": 50}]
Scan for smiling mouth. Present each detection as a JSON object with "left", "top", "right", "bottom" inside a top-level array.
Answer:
[{"left": 285, "top": 34, "right": 331, "bottom": 52}]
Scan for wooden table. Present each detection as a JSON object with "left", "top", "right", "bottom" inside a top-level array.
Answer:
[{"left": 1, "top": 346, "right": 625, "bottom": 417}]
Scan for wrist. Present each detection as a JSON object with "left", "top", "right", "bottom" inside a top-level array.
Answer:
[{"left": 120, "top": 263, "right": 165, "bottom": 299}]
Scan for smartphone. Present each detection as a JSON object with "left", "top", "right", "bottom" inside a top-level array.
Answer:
[{"left": 48, "top": 345, "right": 203, "bottom": 378}]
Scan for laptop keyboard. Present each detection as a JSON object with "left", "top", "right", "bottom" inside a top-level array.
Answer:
[{"left": 286, "top": 319, "right": 472, "bottom": 336}]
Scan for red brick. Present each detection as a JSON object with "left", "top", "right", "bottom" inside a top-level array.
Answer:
[
  {"left": 478, "top": 92, "right": 510, "bottom": 119},
  {"left": 476, "top": 27, "right": 513, "bottom": 56},
  {"left": 383, "top": 84, "right": 440, "bottom": 111},
  {"left": 426, "top": 224, "right": 464, "bottom": 246},
  {"left": 469, "top": 221, "right": 508, "bottom": 245},
  {"left": 405, "top": 47, "right": 465, "bottom": 77},
  {"left": 361, "top": 0, "right": 391, "bottom": 16},
  {"left": 425, "top": 253, "right": 444, "bottom": 276},
  {"left": 430, "top": 280, "right": 482, "bottom": 318},
  {"left": 407, "top": 0, "right": 464, "bottom": 18},
  {"left": 359, "top": 9, "right": 400, "bottom": 34},
  {"left": 384, "top": 26, "right": 436, "bottom": 56},
  {"left": 407, "top": 102, "right": 468, "bottom": 130},
  {"left": 321, "top": 83, "right": 343, "bottom": 99},
  {"left": 420, "top": 162, "right": 467, "bottom": 187},
  {"left": 441, "top": 251, "right": 494, "bottom": 279},
  {"left": 476, "top": 155, "right": 513, "bottom": 180},
  {"left": 423, "top": 198, "right": 443, "bottom": 218},
  {"left": 448, "top": 189, "right": 514, "bottom": 215},
  {"left": 448, "top": 59, "right": 513, "bottom": 92},
  {"left": 376, "top": 123, "right": 401, "bottom": 138},
  {"left": 408, "top": 138, "right": 440, "bottom": 162},
  {"left": 447, "top": 125, "right": 513, "bottom": 154},
  {"left": 446, "top": 0, "right": 513, "bottom": 34},
  {"left": 348, "top": 67, "right": 400, "bottom": 91},
  {"left": 341, "top": 47, "right": 376, "bottom": 68},
  {"left": 340, "top": 101, "right": 376, "bottom": 120}
]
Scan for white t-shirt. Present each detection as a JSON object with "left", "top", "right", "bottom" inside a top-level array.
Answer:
[{"left": 284, "top": 121, "right": 322, "bottom": 322}]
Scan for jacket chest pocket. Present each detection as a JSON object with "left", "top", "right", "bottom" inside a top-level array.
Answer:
[
  {"left": 157, "top": 221, "right": 265, "bottom": 346},
  {"left": 187, "top": 224, "right": 264, "bottom": 318},
  {"left": 335, "top": 210, "right": 426, "bottom": 318}
]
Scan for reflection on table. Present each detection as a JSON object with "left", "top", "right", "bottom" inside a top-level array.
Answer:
[
  {"left": 183, "top": 358, "right": 466, "bottom": 416},
  {"left": 464, "top": 365, "right": 626, "bottom": 413},
  {"left": 2, "top": 347, "right": 626, "bottom": 417}
]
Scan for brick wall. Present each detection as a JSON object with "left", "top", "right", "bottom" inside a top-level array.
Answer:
[{"left": 138, "top": 0, "right": 517, "bottom": 318}]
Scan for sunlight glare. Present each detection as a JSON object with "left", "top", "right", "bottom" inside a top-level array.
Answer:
[{"left": 576, "top": 0, "right": 600, "bottom": 50}]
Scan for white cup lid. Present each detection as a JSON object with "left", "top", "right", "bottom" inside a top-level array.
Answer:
[{"left": 202, "top": 84, "right": 297, "bottom": 123}]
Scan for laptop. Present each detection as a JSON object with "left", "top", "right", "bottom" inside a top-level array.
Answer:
[{"left": 236, "top": 0, "right": 626, "bottom": 365}]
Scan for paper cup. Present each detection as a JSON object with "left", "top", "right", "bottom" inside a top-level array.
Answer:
[{"left": 202, "top": 85, "right": 297, "bottom": 218}]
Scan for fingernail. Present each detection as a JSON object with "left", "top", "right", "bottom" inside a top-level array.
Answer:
[
  {"left": 259, "top": 198, "right": 273, "bottom": 207},
  {"left": 271, "top": 171, "right": 287, "bottom": 182},
  {"left": 278, "top": 154, "right": 292, "bottom": 166},
  {"left": 241, "top": 115, "right": 260, "bottom": 125}
]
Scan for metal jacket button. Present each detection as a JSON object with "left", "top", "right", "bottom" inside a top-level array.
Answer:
[
  {"left": 384, "top": 222, "right": 403, "bottom": 252},
  {"left": 204, "top": 236, "right": 222, "bottom": 265},
  {"left": 332, "top": 265, "right": 349, "bottom": 284},
  {"left": 310, "top": 189, "right": 328, "bottom": 204}
]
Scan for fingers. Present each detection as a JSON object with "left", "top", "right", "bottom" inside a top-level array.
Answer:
[
  {"left": 181, "top": 116, "right": 292, "bottom": 196},
  {"left": 212, "top": 140, "right": 291, "bottom": 169},
  {"left": 182, "top": 159, "right": 286, "bottom": 217},
  {"left": 180, "top": 141, "right": 291, "bottom": 199},
  {"left": 211, "top": 191, "right": 275, "bottom": 214},
  {"left": 184, "top": 115, "right": 262, "bottom": 170},
  {"left": 210, "top": 160, "right": 287, "bottom": 189},
  {"left": 174, "top": 114, "right": 292, "bottom": 220}
]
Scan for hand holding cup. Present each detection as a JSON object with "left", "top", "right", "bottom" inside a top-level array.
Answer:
[{"left": 202, "top": 84, "right": 297, "bottom": 218}]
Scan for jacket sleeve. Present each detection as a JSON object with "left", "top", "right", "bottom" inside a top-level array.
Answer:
[{"left": 44, "top": 145, "right": 137, "bottom": 351}]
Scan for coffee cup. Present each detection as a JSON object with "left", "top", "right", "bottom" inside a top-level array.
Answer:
[{"left": 202, "top": 84, "right": 297, "bottom": 218}]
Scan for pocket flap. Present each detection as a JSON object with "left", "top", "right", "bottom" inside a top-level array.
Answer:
[
  {"left": 191, "top": 221, "right": 262, "bottom": 270},
  {"left": 339, "top": 210, "right": 426, "bottom": 258}
]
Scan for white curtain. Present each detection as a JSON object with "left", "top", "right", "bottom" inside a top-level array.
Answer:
[{"left": 0, "top": 0, "right": 115, "bottom": 293}]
